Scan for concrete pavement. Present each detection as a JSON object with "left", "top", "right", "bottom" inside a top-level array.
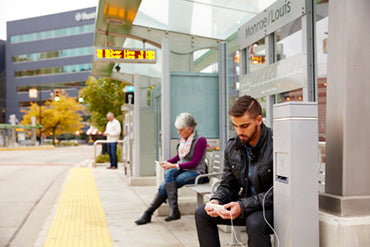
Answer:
[
  {"left": 0, "top": 146, "right": 95, "bottom": 247},
  {"left": 34, "top": 164, "right": 248, "bottom": 247},
  {"left": 0, "top": 145, "right": 248, "bottom": 246}
]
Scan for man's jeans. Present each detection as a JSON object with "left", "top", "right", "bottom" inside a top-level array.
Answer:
[
  {"left": 158, "top": 168, "right": 201, "bottom": 197},
  {"left": 195, "top": 204, "right": 273, "bottom": 247},
  {"left": 106, "top": 142, "right": 118, "bottom": 168}
]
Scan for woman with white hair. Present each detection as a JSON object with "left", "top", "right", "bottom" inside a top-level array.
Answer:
[{"left": 135, "top": 112, "right": 207, "bottom": 224}]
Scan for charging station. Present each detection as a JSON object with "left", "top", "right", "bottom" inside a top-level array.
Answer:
[{"left": 273, "top": 102, "right": 319, "bottom": 247}]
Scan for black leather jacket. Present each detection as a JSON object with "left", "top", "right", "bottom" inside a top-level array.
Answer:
[{"left": 211, "top": 123, "right": 273, "bottom": 217}]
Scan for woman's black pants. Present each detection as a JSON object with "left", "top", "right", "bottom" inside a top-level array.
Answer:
[{"left": 194, "top": 204, "right": 273, "bottom": 247}]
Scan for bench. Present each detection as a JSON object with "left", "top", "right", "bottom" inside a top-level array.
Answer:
[{"left": 186, "top": 151, "right": 224, "bottom": 207}]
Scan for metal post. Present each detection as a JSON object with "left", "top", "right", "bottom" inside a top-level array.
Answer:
[
  {"left": 239, "top": 49, "right": 246, "bottom": 76},
  {"left": 265, "top": 33, "right": 277, "bottom": 128},
  {"left": 218, "top": 41, "right": 228, "bottom": 151},
  {"left": 134, "top": 73, "right": 141, "bottom": 177},
  {"left": 302, "top": 0, "right": 317, "bottom": 102},
  {"left": 161, "top": 38, "right": 171, "bottom": 161},
  {"left": 39, "top": 86, "right": 42, "bottom": 144}
]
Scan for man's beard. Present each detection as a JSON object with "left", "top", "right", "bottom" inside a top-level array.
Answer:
[{"left": 239, "top": 125, "right": 258, "bottom": 145}]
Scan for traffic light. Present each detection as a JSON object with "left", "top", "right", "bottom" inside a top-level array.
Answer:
[
  {"left": 78, "top": 91, "right": 84, "bottom": 103},
  {"left": 54, "top": 89, "right": 60, "bottom": 101},
  {"left": 125, "top": 92, "right": 134, "bottom": 104}
]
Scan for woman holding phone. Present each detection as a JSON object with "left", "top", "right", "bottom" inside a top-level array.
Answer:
[{"left": 135, "top": 112, "right": 207, "bottom": 224}]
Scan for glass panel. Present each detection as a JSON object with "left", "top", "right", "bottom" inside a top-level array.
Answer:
[
  {"left": 135, "top": 0, "right": 268, "bottom": 40},
  {"left": 9, "top": 24, "right": 94, "bottom": 44},
  {"left": 15, "top": 63, "right": 92, "bottom": 77},
  {"left": 248, "top": 38, "right": 267, "bottom": 73},
  {"left": 276, "top": 19, "right": 303, "bottom": 61},
  {"left": 13, "top": 46, "right": 93, "bottom": 62},
  {"left": 170, "top": 72, "right": 219, "bottom": 139},
  {"left": 276, "top": 88, "right": 303, "bottom": 103}
]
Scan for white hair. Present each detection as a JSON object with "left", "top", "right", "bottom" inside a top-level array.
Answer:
[{"left": 174, "top": 112, "right": 197, "bottom": 130}]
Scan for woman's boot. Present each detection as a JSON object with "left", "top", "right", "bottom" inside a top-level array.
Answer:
[
  {"left": 164, "top": 182, "right": 181, "bottom": 221},
  {"left": 135, "top": 193, "right": 166, "bottom": 225}
]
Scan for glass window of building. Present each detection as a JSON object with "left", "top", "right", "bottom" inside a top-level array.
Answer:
[
  {"left": 15, "top": 63, "right": 92, "bottom": 77},
  {"left": 17, "top": 81, "right": 86, "bottom": 93},
  {"left": 10, "top": 24, "right": 94, "bottom": 43},
  {"left": 12, "top": 47, "right": 93, "bottom": 63}
]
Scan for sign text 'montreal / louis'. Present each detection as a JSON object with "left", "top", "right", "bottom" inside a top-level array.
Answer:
[{"left": 239, "top": 0, "right": 306, "bottom": 49}]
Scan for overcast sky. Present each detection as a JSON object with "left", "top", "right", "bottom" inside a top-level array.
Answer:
[{"left": 0, "top": 0, "right": 99, "bottom": 40}]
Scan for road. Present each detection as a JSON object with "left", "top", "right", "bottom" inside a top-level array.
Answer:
[{"left": 0, "top": 145, "right": 96, "bottom": 247}]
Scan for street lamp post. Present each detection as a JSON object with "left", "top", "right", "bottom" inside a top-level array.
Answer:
[
  {"left": 38, "top": 86, "right": 43, "bottom": 145},
  {"left": 28, "top": 87, "right": 42, "bottom": 144}
]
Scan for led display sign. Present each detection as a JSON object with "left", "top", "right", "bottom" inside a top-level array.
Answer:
[
  {"left": 251, "top": 56, "right": 266, "bottom": 64},
  {"left": 93, "top": 46, "right": 157, "bottom": 64}
]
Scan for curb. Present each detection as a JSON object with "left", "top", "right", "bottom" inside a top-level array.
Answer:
[{"left": 0, "top": 146, "right": 56, "bottom": 151}]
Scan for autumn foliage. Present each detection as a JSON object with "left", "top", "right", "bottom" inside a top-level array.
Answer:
[
  {"left": 79, "top": 76, "right": 128, "bottom": 132},
  {"left": 21, "top": 90, "right": 85, "bottom": 145}
]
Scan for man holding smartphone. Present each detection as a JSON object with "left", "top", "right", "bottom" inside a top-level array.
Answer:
[{"left": 194, "top": 95, "right": 274, "bottom": 247}]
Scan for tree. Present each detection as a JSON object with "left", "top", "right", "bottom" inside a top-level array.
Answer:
[
  {"left": 21, "top": 91, "right": 85, "bottom": 145},
  {"left": 80, "top": 76, "right": 128, "bottom": 132},
  {"left": 20, "top": 102, "right": 45, "bottom": 127}
]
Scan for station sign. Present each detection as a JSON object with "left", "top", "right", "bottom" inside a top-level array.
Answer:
[
  {"left": 93, "top": 46, "right": 157, "bottom": 64},
  {"left": 239, "top": 0, "right": 306, "bottom": 49}
]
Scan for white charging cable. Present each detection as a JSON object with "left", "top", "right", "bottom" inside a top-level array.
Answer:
[
  {"left": 227, "top": 186, "right": 280, "bottom": 247},
  {"left": 262, "top": 185, "right": 279, "bottom": 247},
  {"left": 229, "top": 210, "right": 245, "bottom": 247}
]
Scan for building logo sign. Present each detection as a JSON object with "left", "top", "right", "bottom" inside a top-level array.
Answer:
[
  {"left": 239, "top": 0, "right": 306, "bottom": 49},
  {"left": 75, "top": 11, "right": 96, "bottom": 22}
]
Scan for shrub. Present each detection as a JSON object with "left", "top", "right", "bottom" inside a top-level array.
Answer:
[
  {"left": 96, "top": 145, "right": 121, "bottom": 163},
  {"left": 96, "top": 154, "right": 109, "bottom": 163}
]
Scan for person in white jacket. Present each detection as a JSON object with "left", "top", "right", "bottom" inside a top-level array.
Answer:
[{"left": 103, "top": 112, "right": 121, "bottom": 169}]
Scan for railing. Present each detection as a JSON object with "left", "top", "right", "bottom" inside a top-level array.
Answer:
[{"left": 93, "top": 140, "right": 124, "bottom": 167}]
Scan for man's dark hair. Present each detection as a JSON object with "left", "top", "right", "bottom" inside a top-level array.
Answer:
[{"left": 228, "top": 95, "right": 262, "bottom": 118}]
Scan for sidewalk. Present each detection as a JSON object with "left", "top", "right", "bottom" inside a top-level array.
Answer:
[
  {"left": 0, "top": 145, "right": 56, "bottom": 151},
  {"left": 34, "top": 164, "right": 248, "bottom": 247}
]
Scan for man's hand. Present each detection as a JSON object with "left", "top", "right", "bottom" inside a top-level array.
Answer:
[
  {"left": 205, "top": 200, "right": 221, "bottom": 218},
  {"left": 103, "top": 132, "right": 109, "bottom": 136},
  {"left": 218, "top": 202, "right": 241, "bottom": 220}
]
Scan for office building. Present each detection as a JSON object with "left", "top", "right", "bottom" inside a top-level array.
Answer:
[
  {"left": 5, "top": 7, "right": 96, "bottom": 122},
  {"left": 0, "top": 40, "right": 5, "bottom": 123}
]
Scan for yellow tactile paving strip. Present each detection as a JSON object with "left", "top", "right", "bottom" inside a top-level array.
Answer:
[{"left": 44, "top": 168, "right": 113, "bottom": 247}]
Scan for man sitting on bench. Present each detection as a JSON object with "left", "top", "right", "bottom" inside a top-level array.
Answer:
[{"left": 195, "top": 95, "right": 274, "bottom": 247}]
